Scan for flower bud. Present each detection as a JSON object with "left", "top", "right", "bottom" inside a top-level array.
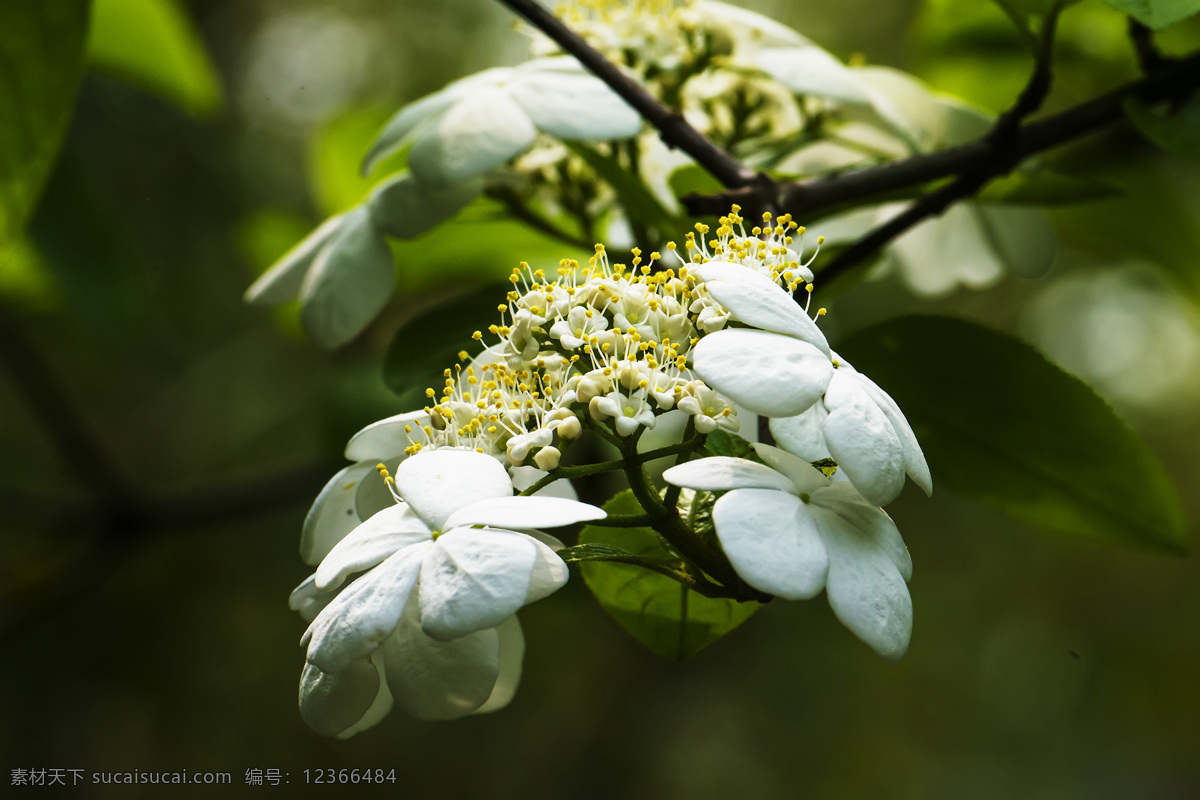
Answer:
[{"left": 533, "top": 446, "right": 561, "bottom": 471}]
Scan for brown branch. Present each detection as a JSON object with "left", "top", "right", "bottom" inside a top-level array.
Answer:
[
  {"left": 494, "top": 0, "right": 761, "bottom": 190},
  {"left": 810, "top": 6, "right": 1066, "bottom": 286},
  {"left": 687, "top": 50, "right": 1200, "bottom": 221}
]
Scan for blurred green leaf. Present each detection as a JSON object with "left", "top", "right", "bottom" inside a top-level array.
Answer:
[
  {"left": 1099, "top": 0, "right": 1200, "bottom": 29},
  {"left": 382, "top": 283, "right": 509, "bottom": 403},
  {"left": 0, "top": 0, "right": 90, "bottom": 248},
  {"left": 1124, "top": 96, "right": 1200, "bottom": 161},
  {"left": 978, "top": 170, "right": 1121, "bottom": 205},
  {"left": 579, "top": 490, "right": 762, "bottom": 660},
  {"left": 0, "top": 238, "right": 58, "bottom": 310},
  {"left": 1050, "top": 159, "right": 1200, "bottom": 299},
  {"left": 87, "top": 0, "right": 222, "bottom": 116},
  {"left": 29, "top": 158, "right": 148, "bottom": 343},
  {"left": 841, "top": 316, "right": 1188, "bottom": 554},
  {"left": 668, "top": 164, "right": 725, "bottom": 199}
]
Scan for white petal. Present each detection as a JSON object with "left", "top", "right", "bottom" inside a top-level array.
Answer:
[
  {"left": 769, "top": 401, "right": 832, "bottom": 462},
  {"left": 524, "top": 534, "right": 570, "bottom": 604},
  {"left": 418, "top": 529, "right": 540, "bottom": 641},
  {"left": 366, "top": 172, "right": 482, "bottom": 239},
  {"left": 361, "top": 73, "right": 492, "bottom": 174},
  {"left": 301, "top": 462, "right": 375, "bottom": 565},
  {"left": 510, "top": 60, "right": 641, "bottom": 140},
  {"left": 444, "top": 495, "right": 606, "bottom": 530},
  {"left": 315, "top": 504, "right": 432, "bottom": 591},
  {"left": 976, "top": 205, "right": 1057, "bottom": 280},
  {"left": 298, "top": 208, "right": 395, "bottom": 350},
  {"left": 890, "top": 204, "right": 1005, "bottom": 297},
  {"left": 393, "top": 449, "right": 513, "bottom": 531},
  {"left": 693, "top": 329, "right": 834, "bottom": 417},
  {"left": 754, "top": 46, "right": 873, "bottom": 106},
  {"left": 304, "top": 546, "right": 425, "bottom": 673},
  {"left": 298, "top": 658, "right": 380, "bottom": 737},
  {"left": 289, "top": 574, "right": 336, "bottom": 623},
  {"left": 822, "top": 369, "right": 905, "bottom": 506},
  {"left": 244, "top": 213, "right": 346, "bottom": 305},
  {"left": 811, "top": 501, "right": 912, "bottom": 660},
  {"left": 694, "top": 262, "right": 830, "bottom": 352},
  {"left": 472, "top": 616, "right": 525, "bottom": 715},
  {"left": 354, "top": 459, "right": 400, "bottom": 522},
  {"left": 382, "top": 602, "right": 500, "bottom": 721},
  {"left": 750, "top": 443, "right": 830, "bottom": 494},
  {"left": 697, "top": 1, "right": 812, "bottom": 48},
  {"left": 663, "top": 456, "right": 797, "bottom": 493},
  {"left": 712, "top": 489, "right": 828, "bottom": 600},
  {"left": 813, "top": 482, "right": 912, "bottom": 581},
  {"left": 344, "top": 411, "right": 430, "bottom": 462},
  {"left": 409, "top": 88, "right": 537, "bottom": 185},
  {"left": 335, "top": 654, "right": 394, "bottom": 739},
  {"left": 843, "top": 366, "right": 932, "bottom": 497},
  {"left": 509, "top": 466, "right": 578, "bottom": 500}
]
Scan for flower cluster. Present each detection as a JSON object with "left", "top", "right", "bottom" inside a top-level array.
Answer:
[
  {"left": 246, "top": 0, "right": 1057, "bottom": 353},
  {"left": 289, "top": 205, "right": 933, "bottom": 735}
]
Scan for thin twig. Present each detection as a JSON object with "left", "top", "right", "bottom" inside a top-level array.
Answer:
[{"left": 687, "top": 51, "right": 1200, "bottom": 220}]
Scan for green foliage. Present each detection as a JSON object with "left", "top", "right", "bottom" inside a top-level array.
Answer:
[
  {"left": 382, "top": 284, "right": 510, "bottom": 404},
  {"left": 0, "top": 0, "right": 90, "bottom": 249},
  {"left": 703, "top": 428, "right": 753, "bottom": 458},
  {"left": 1099, "top": 0, "right": 1200, "bottom": 29},
  {"left": 668, "top": 163, "right": 725, "bottom": 199},
  {"left": 977, "top": 170, "right": 1121, "bottom": 205},
  {"left": 87, "top": 0, "right": 222, "bottom": 116},
  {"left": 1124, "top": 96, "right": 1200, "bottom": 161},
  {"left": 841, "top": 316, "right": 1189, "bottom": 553},
  {"left": 1050, "top": 159, "right": 1200, "bottom": 299},
  {"left": 578, "top": 490, "right": 762, "bottom": 660}
]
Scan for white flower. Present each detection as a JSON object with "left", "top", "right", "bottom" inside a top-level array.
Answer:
[
  {"left": 689, "top": 261, "right": 834, "bottom": 417},
  {"left": 663, "top": 444, "right": 914, "bottom": 660},
  {"left": 294, "top": 449, "right": 604, "bottom": 727},
  {"left": 677, "top": 383, "right": 739, "bottom": 434},
  {"left": 362, "top": 56, "right": 642, "bottom": 185},
  {"left": 590, "top": 388, "right": 657, "bottom": 436},
  {"left": 295, "top": 602, "right": 525, "bottom": 733},
  {"left": 550, "top": 305, "right": 610, "bottom": 350},
  {"left": 303, "top": 449, "right": 603, "bottom": 658},
  {"left": 689, "top": 261, "right": 929, "bottom": 505}
]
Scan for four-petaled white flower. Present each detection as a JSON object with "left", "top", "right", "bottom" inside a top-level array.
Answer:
[
  {"left": 690, "top": 260, "right": 929, "bottom": 506},
  {"left": 363, "top": 56, "right": 642, "bottom": 185},
  {"left": 664, "top": 443, "right": 913, "bottom": 660},
  {"left": 295, "top": 448, "right": 604, "bottom": 727}
]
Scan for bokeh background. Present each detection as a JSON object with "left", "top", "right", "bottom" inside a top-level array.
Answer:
[{"left": 3, "top": 0, "right": 1200, "bottom": 797}]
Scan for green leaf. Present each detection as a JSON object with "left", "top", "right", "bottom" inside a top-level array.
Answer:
[
  {"left": 703, "top": 428, "right": 754, "bottom": 458},
  {"left": 87, "top": 0, "right": 222, "bottom": 116},
  {"left": 579, "top": 490, "right": 762, "bottom": 660},
  {"left": 667, "top": 164, "right": 725, "bottom": 200},
  {"left": 840, "top": 316, "right": 1188, "bottom": 554},
  {"left": 1124, "top": 96, "right": 1200, "bottom": 161},
  {"left": 382, "top": 283, "right": 510, "bottom": 404},
  {"left": 558, "top": 543, "right": 636, "bottom": 563},
  {"left": 1098, "top": 0, "right": 1200, "bottom": 28},
  {"left": 0, "top": 0, "right": 90, "bottom": 248},
  {"left": 977, "top": 170, "right": 1121, "bottom": 205}
]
